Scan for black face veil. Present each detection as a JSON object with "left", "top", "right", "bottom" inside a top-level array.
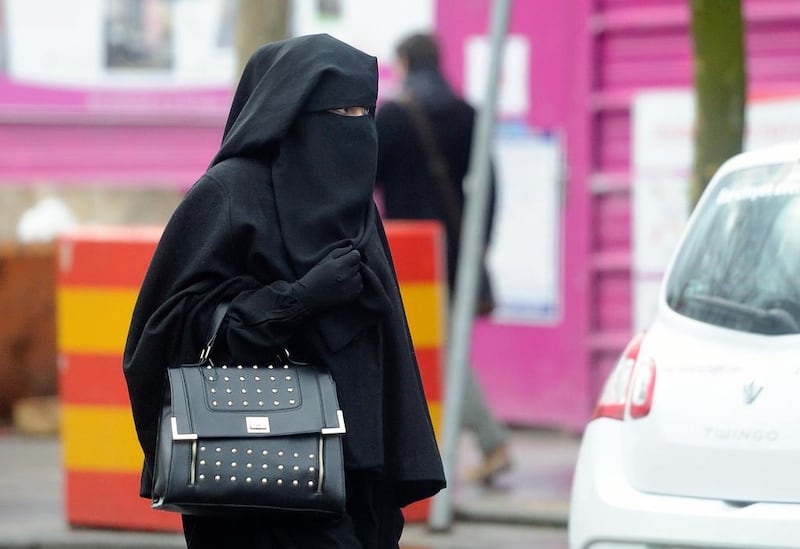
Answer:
[{"left": 212, "top": 34, "right": 392, "bottom": 351}]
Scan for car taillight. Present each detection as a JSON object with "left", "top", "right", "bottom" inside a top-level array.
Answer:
[
  {"left": 629, "top": 356, "right": 656, "bottom": 418},
  {"left": 591, "top": 332, "right": 655, "bottom": 420}
]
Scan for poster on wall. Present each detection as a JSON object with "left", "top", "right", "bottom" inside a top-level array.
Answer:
[
  {"left": 488, "top": 126, "right": 562, "bottom": 324},
  {"left": 631, "top": 91, "right": 695, "bottom": 332},
  {"left": 0, "top": 0, "right": 235, "bottom": 125},
  {"left": 104, "top": 0, "right": 174, "bottom": 71},
  {"left": 464, "top": 34, "right": 529, "bottom": 119},
  {"left": 632, "top": 90, "right": 800, "bottom": 331},
  {"left": 462, "top": 32, "right": 560, "bottom": 323},
  {"left": 5, "top": 0, "right": 235, "bottom": 88}
]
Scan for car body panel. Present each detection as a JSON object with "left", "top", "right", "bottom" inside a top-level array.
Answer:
[
  {"left": 569, "top": 420, "right": 800, "bottom": 549},
  {"left": 622, "top": 311, "right": 800, "bottom": 503}
]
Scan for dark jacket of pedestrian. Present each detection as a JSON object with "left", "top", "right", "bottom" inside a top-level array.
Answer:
[{"left": 375, "top": 36, "right": 496, "bottom": 303}]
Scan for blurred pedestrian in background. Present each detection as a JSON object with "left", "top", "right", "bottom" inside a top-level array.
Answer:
[
  {"left": 375, "top": 32, "right": 511, "bottom": 485},
  {"left": 123, "top": 33, "right": 445, "bottom": 549}
]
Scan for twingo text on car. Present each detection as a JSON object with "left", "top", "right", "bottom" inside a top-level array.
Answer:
[{"left": 569, "top": 141, "right": 800, "bottom": 549}]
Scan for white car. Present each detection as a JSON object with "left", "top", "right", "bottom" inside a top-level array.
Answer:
[{"left": 569, "top": 141, "right": 800, "bottom": 549}]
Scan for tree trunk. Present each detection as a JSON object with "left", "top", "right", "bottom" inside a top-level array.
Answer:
[
  {"left": 235, "top": 0, "right": 289, "bottom": 78},
  {"left": 689, "top": 0, "right": 746, "bottom": 209}
]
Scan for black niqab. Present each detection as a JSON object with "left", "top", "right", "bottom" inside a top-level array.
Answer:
[
  {"left": 215, "top": 33, "right": 392, "bottom": 352},
  {"left": 212, "top": 33, "right": 376, "bottom": 163}
]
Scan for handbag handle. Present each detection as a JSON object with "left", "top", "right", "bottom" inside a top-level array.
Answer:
[
  {"left": 199, "top": 301, "right": 231, "bottom": 361},
  {"left": 198, "top": 301, "right": 292, "bottom": 364}
]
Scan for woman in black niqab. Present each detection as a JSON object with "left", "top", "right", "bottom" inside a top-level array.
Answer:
[{"left": 123, "top": 34, "right": 445, "bottom": 549}]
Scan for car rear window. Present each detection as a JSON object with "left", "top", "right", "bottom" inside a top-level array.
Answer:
[{"left": 666, "top": 160, "right": 800, "bottom": 335}]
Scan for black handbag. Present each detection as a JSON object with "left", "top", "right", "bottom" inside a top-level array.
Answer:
[{"left": 151, "top": 302, "right": 347, "bottom": 516}]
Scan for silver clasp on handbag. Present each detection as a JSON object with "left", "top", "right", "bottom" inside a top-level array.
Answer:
[
  {"left": 321, "top": 410, "right": 346, "bottom": 435},
  {"left": 199, "top": 344, "right": 212, "bottom": 361},
  {"left": 246, "top": 416, "right": 271, "bottom": 433},
  {"left": 171, "top": 417, "right": 198, "bottom": 440}
]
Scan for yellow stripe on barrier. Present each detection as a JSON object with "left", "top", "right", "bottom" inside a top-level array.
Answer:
[
  {"left": 58, "top": 284, "right": 443, "bottom": 352},
  {"left": 62, "top": 405, "right": 143, "bottom": 472},
  {"left": 61, "top": 401, "right": 443, "bottom": 472},
  {"left": 427, "top": 401, "right": 443, "bottom": 441},
  {"left": 57, "top": 288, "right": 138, "bottom": 354},
  {"left": 398, "top": 282, "right": 446, "bottom": 347}
]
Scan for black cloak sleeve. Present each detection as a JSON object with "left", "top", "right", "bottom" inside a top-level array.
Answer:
[{"left": 122, "top": 171, "right": 309, "bottom": 495}]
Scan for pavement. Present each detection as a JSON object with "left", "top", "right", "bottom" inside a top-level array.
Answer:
[{"left": 0, "top": 426, "right": 580, "bottom": 548}]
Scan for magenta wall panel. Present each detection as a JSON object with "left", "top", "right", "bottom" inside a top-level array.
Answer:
[
  {"left": 437, "top": 0, "right": 594, "bottom": 430},
  {"left": 592, "top": 193, "right": 630, "bottom": 251},
  {"left": 594, "top": 109, "right": 632, "bottom": 172},
  {"left": 0, "top": 122, "right": 222, "bottom": 187},
  {"left": 0, "top": 78, "right": 228, "bottom": 187}
]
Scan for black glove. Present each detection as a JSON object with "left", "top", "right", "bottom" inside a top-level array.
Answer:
[{"left": 291, "top": 247, "right": 363, "bottom": 314}]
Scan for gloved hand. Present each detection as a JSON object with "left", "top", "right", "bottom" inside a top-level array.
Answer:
[{"left": 291, "top": 247, "right": 363, "bottom": 314}]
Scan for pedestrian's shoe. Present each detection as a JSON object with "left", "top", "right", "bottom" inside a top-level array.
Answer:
[{"left": 466, "top": 445, "right": 512, "bottom": 485}]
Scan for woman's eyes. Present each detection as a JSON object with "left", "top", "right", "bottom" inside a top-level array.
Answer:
[{"left": 328, "top": 106, "right": 371, "bottom": 117}]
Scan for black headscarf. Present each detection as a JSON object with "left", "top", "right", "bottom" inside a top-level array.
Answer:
[
  {"left": 214, "top": 33, "right": 392, "bottom": 352},
  {"left": 212, "top": 33, "right": 377, "bottom": 163}
]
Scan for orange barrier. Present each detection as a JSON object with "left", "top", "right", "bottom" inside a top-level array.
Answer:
[
  {"left": 381, "top": 221, "right": 446, "bottom": 523},
  {"left": 57, "top": 221, "right": 445, "bottom": 531}
]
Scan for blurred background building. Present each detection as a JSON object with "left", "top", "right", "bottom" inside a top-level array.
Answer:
[{"left": 2, "top": 0, "right": 800, "bottom": 434}]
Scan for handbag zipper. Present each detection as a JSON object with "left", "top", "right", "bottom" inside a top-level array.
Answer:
[
  {"left": 317, "top": 436, "right": 324, "bottom": 494},
  {"left": 190, "top": 441, "right": 197, "bottom": 484}
]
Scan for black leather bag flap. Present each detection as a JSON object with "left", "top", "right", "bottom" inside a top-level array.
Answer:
[{"left": 167, "top": 358, "right": 344, "bottom": 441}]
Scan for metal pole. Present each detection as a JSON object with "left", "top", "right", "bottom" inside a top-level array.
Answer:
[{"left": 428, "top": 0, "right": 512, "bottom": 531}]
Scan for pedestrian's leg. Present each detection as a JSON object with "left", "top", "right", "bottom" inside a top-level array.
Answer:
[{"left": 461, "top": 363, "right": 512, "bottom": 483}]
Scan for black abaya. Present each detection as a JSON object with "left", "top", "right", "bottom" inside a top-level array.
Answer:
[{"left": 122, "top": 34, "right": 444, "bottom": 548}]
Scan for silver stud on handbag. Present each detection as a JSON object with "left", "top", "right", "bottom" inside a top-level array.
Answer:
[{"left": 151, "top": 301, "right": 347, "bottom": 516}]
